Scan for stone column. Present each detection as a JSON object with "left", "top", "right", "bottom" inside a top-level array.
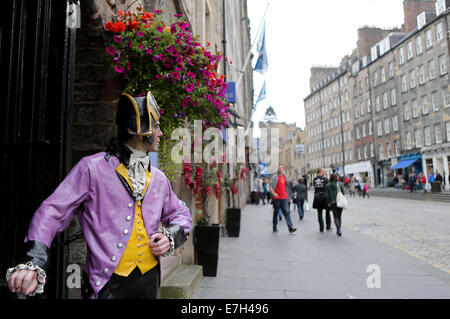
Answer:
[{"left": 443, "top": 153, "right": 449, "bottom": 190}]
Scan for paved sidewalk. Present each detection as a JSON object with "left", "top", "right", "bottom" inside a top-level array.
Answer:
[{"left": 193, "top": 202, "right": 450, "bottom": 299}]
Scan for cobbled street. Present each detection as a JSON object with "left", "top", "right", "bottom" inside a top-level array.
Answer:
[{"left": 340, "top": 194, "right": 450, "bottom": 274}]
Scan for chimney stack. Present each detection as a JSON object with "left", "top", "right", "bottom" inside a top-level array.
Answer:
[{"left": 403, "top": 0, "right": 437, "bottom": 33}]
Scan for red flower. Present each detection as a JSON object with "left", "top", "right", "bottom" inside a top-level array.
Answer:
[
  {"left": 213, "top": 183, "right": 220, "bottom": 199},
  {"left": 106, "top": 21, "right": 126, "bottom": 33},
  {"left": 142, "top": 12, "right": 153, "bottom": 20},
  {"left": 240, "top": 166, "right": 248, "bottom": 181}
]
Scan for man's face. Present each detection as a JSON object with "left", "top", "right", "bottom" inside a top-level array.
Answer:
[
  {"left": 144, "top": 124, "right": 163, "bottom": 152},
  {"left": 278, "top": 165, "right": 284, "bottom": 174}
]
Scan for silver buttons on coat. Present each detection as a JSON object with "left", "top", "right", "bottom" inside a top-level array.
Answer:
[
  {"left": 95, "top": 281, "right": 100, "bottom": 286},
  {"left": 111, "top": 256, "right": 116, "bottom": 262},
  {"left": 123, "top": 229, "right": 129, "bottom": 235},
  {"left": 126, "top": 216, "right": 131, "bottom": 221},
  {"left": 117, "top": 243, "right": 123, "bottom": 248},
  {"left": 103, "top": 268, "right": 109, "bottom": 274},
  {"left": 128, "top": 203, "right": 133, "bottom": 208}
]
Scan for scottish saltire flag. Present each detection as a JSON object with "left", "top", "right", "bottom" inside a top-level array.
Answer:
[
  {"left": 255, "top": 81, "right": 266, "bottom": 106},
  {"left": 254, "top": 21, "right": 268, "bottom": 74}
]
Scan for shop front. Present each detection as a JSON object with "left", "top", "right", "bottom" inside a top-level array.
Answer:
[
  {"left": 421, "top": 143, "right": 450, "bottom": 190},
  {"left": 344, "top": 161, "right": 375, "bottom": 188},
  {"left": 390, "top": 153, "right": 423, "bottom": 187},
  {"left": 377, "top": 159, "right": 393, "bottom": 188}
]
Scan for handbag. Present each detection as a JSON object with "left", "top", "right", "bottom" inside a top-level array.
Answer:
[
  {"left": 305, "top": 201, "right": 310, "bottom": 212},
  {"left": 336, "top": 183, "right": 348, "bottom": 209}
]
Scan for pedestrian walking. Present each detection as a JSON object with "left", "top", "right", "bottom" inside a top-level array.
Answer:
[
  {"left": 291, "top": 177, "right": 308, "bottom": 220},
  {"left": 419, "top": 173, "right": 426, "bottom": 191},
  {"left": 408, "top": 173, "right": 416, "bottom": 193},
  {"left": 263, "top": 178, "right": 271, "bottom": 204},
  {"left": 257, "top": 177, "right": 265, "bottom": 205},
  {"left": 363, "top": 183, "right": 370, "bottom": 198},
  {"left": 359, "top": 180, "right": 365, "bottom": 197},
  {"left": 6, "top": 91, "right": 192, "bottom": 299},
  {"left": 349, "top": 178, "right": 356, "bottom": 198},
  {"left": 326, "top": 174, "right": 345, "bottom": 237},
  {"left": 428, "top": 171, "right": 436, "bottom": 183},
  {"left": 269, "top": 165, "right": 297, "bottom": 233},
  {"left": 312, "top": 168, "right": 332, "bottom": 232},
  {"left": 436, "top": 172, "right": 443, "bottom": 190}
]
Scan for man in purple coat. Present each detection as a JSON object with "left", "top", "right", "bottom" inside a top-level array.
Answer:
[{"left": 6, "top": 91, "right": 192, "bottom": 299}]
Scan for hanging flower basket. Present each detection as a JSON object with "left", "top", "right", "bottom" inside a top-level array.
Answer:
[{"left": 104, "top": 7, "right": 232, "bottom": 180}]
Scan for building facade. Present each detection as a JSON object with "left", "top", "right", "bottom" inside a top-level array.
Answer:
[
  {"left": 304, "top": 0, "right": 449, "bottom": 189},
  {"left": 258, "top": 107, "right": 305, "bottom": 180}
]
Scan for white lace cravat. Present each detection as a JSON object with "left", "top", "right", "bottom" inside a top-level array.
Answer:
[{"left": 125, "top": 145, "right": 149, "bottom": 200}]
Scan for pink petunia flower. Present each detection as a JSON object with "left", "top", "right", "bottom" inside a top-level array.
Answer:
[
  {"left": 171, "top": 72, "right": 180, "bottom": 80},
  {"left": 105, "top": 46, "right": 115, "bottom": 55},
  {"left": 113, "top": 35, "right": 123, "bottom": 43},
  {"left": 185, "top": 83, "right": 195, "bottom": 92},
  {"left": 114, "top": 65, "right": 124, "bottom": 73}
]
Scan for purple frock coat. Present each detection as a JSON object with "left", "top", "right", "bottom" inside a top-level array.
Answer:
[{"left": 24, "top": 152, "right": 192, "bottom": 298}]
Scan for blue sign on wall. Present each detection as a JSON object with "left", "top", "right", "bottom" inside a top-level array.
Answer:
[{"left": 225, "top": 82, "right": 236, "bottom": 103}]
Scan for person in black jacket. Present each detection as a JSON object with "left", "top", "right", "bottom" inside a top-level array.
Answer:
[
  {"left": 326, "top": 174, "right": 345, "bottom": 237},
  {"left": 313, "top": 168, "right": 332, "bottom": 232},
  {"left": 291, "top": 177, "right": 308, "bottom": 220}
]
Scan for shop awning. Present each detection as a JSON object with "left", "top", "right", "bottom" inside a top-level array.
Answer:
[{"left": 390, "top": 159, "right": 417, "bottom": 170}]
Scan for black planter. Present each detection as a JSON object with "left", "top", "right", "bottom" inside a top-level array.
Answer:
[
  {"left": 194, "top": 224, "right": 220, "bottom": 276},
  {"left": 226, "top": 208, "right": 241, "bottom": 237}
]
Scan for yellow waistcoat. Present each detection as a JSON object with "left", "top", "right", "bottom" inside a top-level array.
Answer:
[{"left": 113, "top": 163, "right": 158, "bottom": 277}]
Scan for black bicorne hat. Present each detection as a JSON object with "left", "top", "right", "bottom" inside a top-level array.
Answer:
[{"left": 116, "top": 91, "right": 161, "bottom": 136}]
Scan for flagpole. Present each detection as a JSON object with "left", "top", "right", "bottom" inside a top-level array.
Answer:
[{"left": 236, "top": 2, "right": 270, "bottom": 88}]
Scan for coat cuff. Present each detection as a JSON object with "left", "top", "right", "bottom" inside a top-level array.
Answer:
[
  {"left": 159, "top": 224, "right": 188, "bottom": 256},
  {"left": 21, "top": 241, "right": 50, "bottom": 273}
]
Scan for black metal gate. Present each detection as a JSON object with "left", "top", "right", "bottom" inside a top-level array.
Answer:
[{"left": 0, "top": 0, "right": 76, "bottom": 298}]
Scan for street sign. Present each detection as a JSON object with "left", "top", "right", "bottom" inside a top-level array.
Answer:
[
  {"left": 295, "top": 144, "right": 305, "bottom": 154},
  {"left": 225, "top": 82, "right": 236, "bottom": 103}
]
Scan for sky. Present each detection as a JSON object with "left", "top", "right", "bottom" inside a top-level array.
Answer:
[{"left": 246, "top": 0, "right": 405, "bottom": 135}]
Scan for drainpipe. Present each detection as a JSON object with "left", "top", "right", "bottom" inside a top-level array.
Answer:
[
  {"left": 222, "top": 0, "right": 227, "bottom": 80},
  {"left": 337, "top": 72, "right": 346, "bottom": 177},
  {"left": 367, "top": 66, "right": 378, "bottom": 188}
]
